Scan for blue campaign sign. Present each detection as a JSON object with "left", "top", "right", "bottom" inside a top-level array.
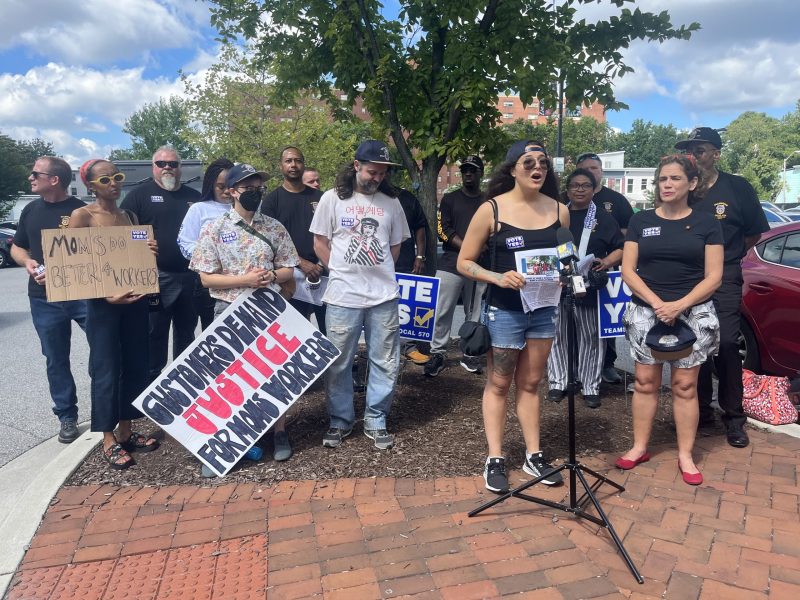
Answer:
[
  {"left": 396, "top": 273, "right": 440, "bottom": 342},
  {"left": 597, "top": 271, "right": 631, "bottom": 339}
]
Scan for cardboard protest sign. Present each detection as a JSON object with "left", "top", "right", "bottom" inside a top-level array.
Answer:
[
  {"left": 396, "top": 273, "right": 440, "bottom": 342},
  {"left": 132, "top": 287, "right": 340, "bottom": 476},
  {"left": 41, "top": 225, "right": 158, "bottom": 302},
  {"left": 597, "top": 271, "right": 632, "bottom": 339}
]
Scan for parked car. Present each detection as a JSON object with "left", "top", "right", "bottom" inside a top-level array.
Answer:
[
  {"left": 0, "top": 220, "right": 17, "bottom": 230},
  {"left": 783, "top": 207, "right": 800, "bottom": 222},
  {"left": 739, "top": 221, "right": 800, "bottom": 376},
  {"left": 761, "top": 203, "right": 792, "bottom": 228},
  {"left": 0, "top": 228, "right": 15, "bottom": 268}
]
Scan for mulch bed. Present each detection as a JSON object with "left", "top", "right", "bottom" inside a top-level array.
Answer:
[{"left": 67, "top": 343, "right": 685, "bottom": 487}]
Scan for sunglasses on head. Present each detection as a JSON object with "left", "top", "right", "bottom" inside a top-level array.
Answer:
[
  {"left": 89, "top": 172, "right": 126, "bottom": 186},
  {"left": 576, "top": 153, "right": 601, "bottom": 163},
  {"left": 30, "top": 170, "right": 54, "bottom": 179},
  {"left": 154, "top": 160, "right": 180, "bottom": 169}
]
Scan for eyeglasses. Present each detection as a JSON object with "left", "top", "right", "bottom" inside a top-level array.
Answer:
[
  {"left": 30, "top": 171, "right": 54, "bottom": 179},
  {"left": 518, "top": 157, "right": 550, "bottom": 171},
  {"left": 576, "top": 153, "right": 601, "bottom": 164},
  {"left": 568, "top": 183, "right": 593, "bottom": 191},
  {"left": 154, "top": 160, "right": 180, "bottom": 169},
  {"left": 89, "top": 172, "right": 125, "bottom": 186},
  {"left": 235, "top": 185, "right": 266, "bottom": 194},
  {"left": 684, "top": 147, "right": 713, "bottom": 157}
]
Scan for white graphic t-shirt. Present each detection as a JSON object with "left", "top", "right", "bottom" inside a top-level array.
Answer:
[{"left": 310, "top": 189, "right": 410, "bottom": 308}]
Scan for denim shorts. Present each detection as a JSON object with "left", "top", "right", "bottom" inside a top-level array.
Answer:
[{"left": 484, "top": 305, "right": 558, "bottom": 350}]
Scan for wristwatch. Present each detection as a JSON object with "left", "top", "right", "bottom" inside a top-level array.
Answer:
[{"left": 415, "top": 255, "right": 426, "bottom": 262}]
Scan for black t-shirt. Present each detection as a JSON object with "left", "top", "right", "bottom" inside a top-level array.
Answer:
[
  {"left": 626, "top": 209, "right": 723, "bottom": 306},
  {"left": 593, "top": 186, "right": 633, "bottom": 230},
  {"left": 690, "top": 170, "right": 769, "bottom": 266},
  {"left": 120, "top": 179, "right": 200, "bottom": 272},
  {"left": 437, "top": 188, "right": 484, "bottom": 274},
  {"left": 568, "top": 206, "right": 624, "bottom": 305},
  {"left": 490, "top": 216, "right": 560, "bottom": 312},
  {"left": 395, "top": 189, "right": 428, "bottom": 274},
  {"left": 260, "top": 185, "right": 322, "bottom": 263},
  {"left": 13, "top": 196, "right": 86, "bottom": 298}
]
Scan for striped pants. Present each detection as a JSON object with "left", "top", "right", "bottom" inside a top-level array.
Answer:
[{"left": 547, "top": 302, "right": 604, "bottom": 395}]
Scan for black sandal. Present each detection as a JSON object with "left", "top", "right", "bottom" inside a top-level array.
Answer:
[
  {"left": 119, "top": 432, "right": 160, "bottom": 453},
  {"left": 101, "top": 443, "right": 134, "bottom": 470}
]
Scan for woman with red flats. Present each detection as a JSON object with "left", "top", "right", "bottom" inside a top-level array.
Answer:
[{"left": 616, "top": 155, "right": 722, "bottom": 485}]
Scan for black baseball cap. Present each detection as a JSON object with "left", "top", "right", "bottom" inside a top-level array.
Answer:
[
  {"left": 460, "top": 155, "right": 484, "bottom": 171},
  {"left": 226, "top": 163, "right": 267, "bottom": 188},
  {"left": 506, "top": 140, "right": 548, "bottom": 164},
  {"left": 645, "top": 320, "right": 697, "bottom": 361},
  {"left": 355, "top": 140, "right": 400, "bottom": 166},
  {"left": 675, "top": 127, "right": 722, "bottom": 150}
]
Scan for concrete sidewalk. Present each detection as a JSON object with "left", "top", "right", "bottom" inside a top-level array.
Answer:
[{"left": 6, "top": 427, "right": 800, "bottom": 600}]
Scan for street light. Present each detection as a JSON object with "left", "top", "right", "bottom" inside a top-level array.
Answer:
[{"left": 782, "top": 150, "right": 800, "bottom": 206}]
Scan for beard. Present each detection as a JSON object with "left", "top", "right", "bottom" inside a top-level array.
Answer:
[
  {"left": 355, "top": 174, "right": 379, "bottom": 194},
  {"left": 160, "top": 173, "right": 178, "bottom": 191}
]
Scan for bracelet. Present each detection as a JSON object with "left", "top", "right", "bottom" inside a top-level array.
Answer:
[
  {"left": 271, "top": 270, "right": 278, "bottom": 283},
  {"left": 415, "top": 255, "right": 426, "bottom": 261}
]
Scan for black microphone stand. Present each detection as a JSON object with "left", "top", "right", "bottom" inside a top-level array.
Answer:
[{"left": 468, "top": 268, "right": 644, "bottom": 584}]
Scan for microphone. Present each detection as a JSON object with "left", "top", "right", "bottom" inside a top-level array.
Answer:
[{"left": 555, "top": 227, "right": 586, "bottom": 297}]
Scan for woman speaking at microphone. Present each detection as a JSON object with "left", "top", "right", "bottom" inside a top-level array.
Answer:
[
  {"left": 616, "top": 155, "right": 722, "bottom": 485},
  {"left": 458, "top": 140, "right": 569, "bottom": 494},
  {"left": 547, "top": 168, "right": 623, "bottom": 409}
]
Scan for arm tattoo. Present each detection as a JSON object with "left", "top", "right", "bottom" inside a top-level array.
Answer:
[{"left": 467, "top": 262, "right": 502, "bottom": 283}]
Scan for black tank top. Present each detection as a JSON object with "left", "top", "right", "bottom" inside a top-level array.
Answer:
[{"left": 488, "top": 208, "right": 561, "bottom": 312}]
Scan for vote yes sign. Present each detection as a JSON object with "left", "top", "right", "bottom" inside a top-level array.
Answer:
[
  {"left": 597, "top": 271, "right": 631, "bottom": 339},
  {"left": 396, "top": 273, "right": 440, "bottom": 342}
]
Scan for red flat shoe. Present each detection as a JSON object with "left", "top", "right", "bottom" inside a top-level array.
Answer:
[
  {"left": 614, "top": 452, "right": 650, "bottom": 470},
  {"left": 679, "top": 464, "right": 703, "bottom": 486}
]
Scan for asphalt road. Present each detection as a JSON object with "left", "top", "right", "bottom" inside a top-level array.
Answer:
[{"left": 0, "top": 267, "right": 91, "bottom": 467}]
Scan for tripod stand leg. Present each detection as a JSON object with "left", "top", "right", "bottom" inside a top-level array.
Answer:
[
  {"left": 578, "top": 464, "right": 626, "bottom": 493},
  {"left": 574, "top": 467, "right": 644, "bottom": 584}
]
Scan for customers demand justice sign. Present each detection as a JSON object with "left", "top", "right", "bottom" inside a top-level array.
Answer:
[{"left": 132, "top": 287, "right": 340, "bottom": 476}]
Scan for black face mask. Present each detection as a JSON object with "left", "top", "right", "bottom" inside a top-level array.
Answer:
[{"left": 238, "top": 190, "right": 261, "bottom": 212}]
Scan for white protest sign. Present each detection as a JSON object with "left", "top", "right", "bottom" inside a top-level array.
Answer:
[{"left": 132, "top": 287, "right": 340, "bottom": 476}]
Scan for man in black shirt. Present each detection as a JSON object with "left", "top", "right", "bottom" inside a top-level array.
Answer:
[
  {"left": 576, "top": 152, "right": 635, "bottom": 385},
  {"left": 261, "top": 146, "right": 325, "bottom": 333},
  {"left": 425, "top": 155, "right": 486, "bottom": 377},
  {"left": 11, "top": 156, "right": 86, "bottom": 444},
  {"left": 121, "top": 146, "right": 201, "bottom": 381},
  {"left": 675, "top": 127, "right": 769, "bottom": 448}
]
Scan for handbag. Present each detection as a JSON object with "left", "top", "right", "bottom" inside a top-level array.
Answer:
[
  {"left": 742, "top": 369, "right": 798, "bottom": 425},
  {"left": 458, "top": 198, "right": 498, "bottom": 357}
]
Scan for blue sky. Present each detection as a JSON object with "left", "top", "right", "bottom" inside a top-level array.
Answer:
[{"left": 1, "top": 0, "right": 798, "bottom": 166}]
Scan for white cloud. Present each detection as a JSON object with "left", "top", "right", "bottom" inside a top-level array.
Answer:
[{"left": 0, "top": 0, "right": 207, "bottom": 64}]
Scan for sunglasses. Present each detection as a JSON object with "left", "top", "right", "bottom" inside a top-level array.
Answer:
[
  {"left": 154, "top": 160, "right": 180, "bottom": 169},
  {"left": 518, "top": 157, "right": 550, "bottom": 171},
  {"left": 30, "top": 171, "right": 54, "bottom": 179},
  {"left": 89, "top": 172, "right": 126, "bottom": 186},
  {"left": 576, "top": 153, "right": 601, "bottom": 164}
]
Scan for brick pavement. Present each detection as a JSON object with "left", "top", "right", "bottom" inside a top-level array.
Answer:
[{"left": 7, "top": 428, "right": 800, "bottom": 599}]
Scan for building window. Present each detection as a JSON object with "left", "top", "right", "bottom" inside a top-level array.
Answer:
[
  {"left": 72, "top": 172, "right": 76, "bottom": 181},
  {"left": 640, "top": 179, "right": 648, "bottom": 191},
  {"left": 503, "top": 113, "right": 513, "bottom": 119},
  {"left": 527, "top": 114, "right": 537, "bottom": 120},
  {"left": 503, "top": 101, "right": 514, "bottom": 107},
  {"left": 626, "top": 179, "right": 634, "bottom": 194},
  {"left": 437, "top": 176, "right": 441, "bottom": 182},
  {"left": 339, "top": 94, "right": 347, "bottom": 101},
  {"left": 71, "top": 187, "right": 77, "bottom": 196}
]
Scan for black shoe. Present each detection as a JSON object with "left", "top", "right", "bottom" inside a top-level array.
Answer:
[
  {"left": 424, "top": 352, "right": 445, "bottom": 377},
  {"left": 547, "top": 389, "right": 565, "bottom": 403},
  {"left": 523, "top": 451, "right": 563, "bottom": 486},
  {"left": 322, "top": 426, "right": 353, "bottom": 448},
  {"left": 583, "top": 394, "right": 601, "bottom": 409},
  {"left": 601, "top": 367, "right": 622, "bottom": 384},
  {"left": 459, "top": 355, "right": 483, "bottom": 374},
  {"left": 58, "top": 418, "right": 79, "bottom": 444},
  {"left": 726, "top": 424, "right": 750, "bottom": 448},
  {"left": 484, "top": 457, "right": 509, "bottom": 493}
]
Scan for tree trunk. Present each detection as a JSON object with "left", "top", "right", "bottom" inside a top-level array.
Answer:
[{"left": 417, "top": 157, "right": 443, "bottom": 274}]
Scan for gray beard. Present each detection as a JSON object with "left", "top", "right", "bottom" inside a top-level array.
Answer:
[{"left": 160, "top": 174, "right": 178, "bottom": 191}]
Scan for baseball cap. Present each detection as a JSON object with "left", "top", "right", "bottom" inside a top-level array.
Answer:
[
  {"left": 355, "top": 140, "right": 400, "bottom": 166},
  {"left": 645, "top": 320, "right": 697, "bottom": 362},
  {"left": 674, "top": 127, "right": 722, "bottom": 150},
  {"left": 460, "top": 155, "right": 484, "bottom": 171},
  {"left": 226, "top": 163, "right": 267, "bottom": 188},
  {"left": 506, "top": 140, "right": 548, "bottom": 164}
]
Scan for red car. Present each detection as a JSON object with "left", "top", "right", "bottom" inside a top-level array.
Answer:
[{"left": 740, "top": 221, "right": 800, "bottom": 376}]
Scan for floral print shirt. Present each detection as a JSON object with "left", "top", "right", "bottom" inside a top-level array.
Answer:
[{"left": 190, "top": 208, "right": 299, "bottom": 303}]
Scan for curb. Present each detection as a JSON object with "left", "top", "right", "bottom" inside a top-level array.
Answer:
[{"left": 0, "top": 424, "right": 100, "bottom": 598}]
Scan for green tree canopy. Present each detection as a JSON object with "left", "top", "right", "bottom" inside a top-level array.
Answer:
[
  {"left": 611, "top": 119, "right": 680, "bottom": 168},
  {"left": 207, "top": 0, "right": 699, "bottom": 259},
  {"left": 109, "top": 97, "right": 198, "bottom": 160},
  {"left": 0, "top": 134, "right": 56, "bottom": 218}
]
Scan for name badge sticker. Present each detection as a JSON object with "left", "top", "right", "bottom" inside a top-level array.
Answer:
[
  {"left": 642, "top": 227, "right": 661, "bottom": 237},
  {"left": 150, "top": 195, "right": 164, "bottom": 203},
  {"left": 220, "top": 231, "right": 237, "bottom": 244},
  {"left": 341, "top": 217, "right": 355, "bottom": 228},
  {"left": 131, "top": 230, "right": 148, "bottom": 240},
  {"left": 505, "top": 235, "right": 525, "bottom": 249}
]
